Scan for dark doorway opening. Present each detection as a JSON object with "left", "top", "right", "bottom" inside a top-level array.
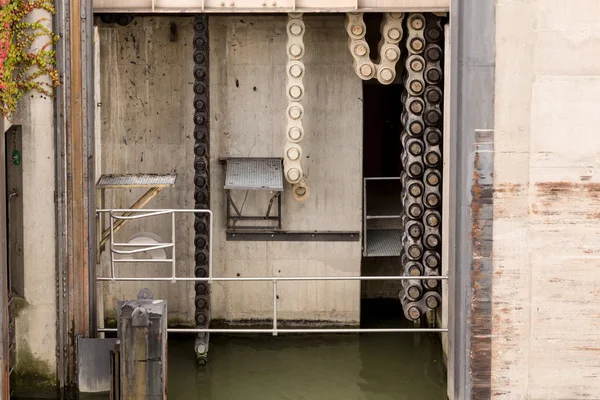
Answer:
[{"left": 361, "top": 82, "right": 403, "bottom": 319}]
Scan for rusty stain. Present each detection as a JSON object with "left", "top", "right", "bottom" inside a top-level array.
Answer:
[
  {"left": 470, "top": 151, "right": 493, "bottom": 398},
  {"left": 494, "top": 183, "right": 523, "bottom": 193},
  {"left": 536, "top": 182, "right": 600, "bottom": 192}
]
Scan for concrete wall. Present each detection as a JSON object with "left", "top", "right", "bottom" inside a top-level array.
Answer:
[
  {"left": 97, "top": 16, "right": 197, "bottom": 324},
  {"left": 99, "top": 15, "right": 363, "bottom": 324},
  {"left": 493, "top": 1, "right": 600, "bottom": 398},
  {"left": 10, "top": 8, "right": 57, "bottom": 393}
]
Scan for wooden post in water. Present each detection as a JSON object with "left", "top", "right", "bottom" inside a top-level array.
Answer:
[{"left": 119, "top": 290, "right": 167, "bottom": 399}]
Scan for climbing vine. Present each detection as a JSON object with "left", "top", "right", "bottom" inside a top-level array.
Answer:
[{"left": 0, "top": 0, "right": 59, "bottom": 119}]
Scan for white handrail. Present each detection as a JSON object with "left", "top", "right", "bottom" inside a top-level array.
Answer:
[{"left": 96, "top": 208, "right": 447, "bottom": 334}]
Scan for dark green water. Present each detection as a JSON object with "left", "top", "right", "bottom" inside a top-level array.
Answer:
[
  {"left": 80, "top": 301, "right": 447, "bottom": 400},
  {"left": 170, "top": 333, "right": 445, "bottom": 400},
  {"left": 168, "top": 302, "right": 446, "bottom": 400}
]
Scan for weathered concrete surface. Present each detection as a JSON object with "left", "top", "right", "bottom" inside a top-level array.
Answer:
[
  {"left": 8, "top": 8, "right": 57, "bottom": 394},
  {"left": 209, "top": 15, "right": 362, "bottom": 322},
  {"left": 493, "top": 1, "right": 600, "bottom": 398},
  {"left": 99, "top": 15, "right": 362, "bottom": 324},
  {"left": 98, "top": 16, "right": 197, "bottom": 324}
]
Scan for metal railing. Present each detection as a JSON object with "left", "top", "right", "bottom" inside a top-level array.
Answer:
[{"left": 96, "top": 208, "right": 447, "bottom": 335}]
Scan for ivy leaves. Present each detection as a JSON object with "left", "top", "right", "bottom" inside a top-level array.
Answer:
[{"left": 0, "top": 0, "right": 59, "bottom": 119}]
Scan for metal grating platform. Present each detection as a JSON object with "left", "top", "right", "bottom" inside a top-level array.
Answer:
[
  {"left": 224, "top": 158, "right": 284, "bottom": 191},
  {"left": 364, "top": 229, "right": 402, "bottom": 257},
  {"left": 97, "top": 174, "right": 177, "bottom": 188}
]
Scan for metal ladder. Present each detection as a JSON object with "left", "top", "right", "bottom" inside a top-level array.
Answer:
[{"left": 363, "top": 177, "right": 403, "bottom": 257}]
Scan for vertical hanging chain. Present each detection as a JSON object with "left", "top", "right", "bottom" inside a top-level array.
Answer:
[
  {"left": 284, "top": 13, "right": 310, "bottom": 201},
  {"left": 420, "top": 13, "right": 444, "bottom": 313},
  {"left": 399, "top": 13, "right": 444, "bottom": 321},
  {"left": 345, "top": 12, "right": 404, "bottom": 85},
  {"left": 192, "top": 14, "right": 211, "bottom": 362}
]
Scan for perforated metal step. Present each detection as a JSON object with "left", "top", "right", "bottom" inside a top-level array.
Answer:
[
  {"left": 224, "top": 158, "right": 283, "bottom": 191},
  {"left": 364, "top": 229, "right": 402, "bottom": 257},
  {"left": 97, "top": 173, "right": 177, "bottom": 188}
]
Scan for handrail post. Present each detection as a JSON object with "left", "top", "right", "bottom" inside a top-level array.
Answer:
[
  {"left": 208, "top": 211, "right": 213, "bottom": 283},
  {"left": 110, "top": 214, "right": 115, "bottom": 281},
  {"left": 273, "top": 279, "right": 278, "bottom": 336},
  {"left": 363, "top": 178, "right": 367, "bottom": 256},
  {"left": 171, "top": 211, "right": 176, "bottom": 282}
]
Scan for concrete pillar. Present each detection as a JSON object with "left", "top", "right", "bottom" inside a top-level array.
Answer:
[
  {"left": 10, "top": 7, "right": 57, "bottom": 397},
  {"left": 119, "top": 291, "right": 167, "bottom": 399}
]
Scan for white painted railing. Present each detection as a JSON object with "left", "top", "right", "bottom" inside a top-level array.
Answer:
[
  {"left": 93, "top": 0, "right": 449, "bottom": 13},
  {"left": 96, "top": 208, "right": 447, "bottom": 335}
]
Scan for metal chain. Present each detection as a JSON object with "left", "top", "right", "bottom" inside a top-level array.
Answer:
[
  {"left": 285, "top": 13, "right": 310, "bottom": 201},
  {"left": 400, "top": 13, "right": 444, "bottom": 321},
  {"left": 192, "top": 14, "right": 211, "bottom": 361},
  {"left": 345, "top": 12, "right": 405, "bottom": 85}
]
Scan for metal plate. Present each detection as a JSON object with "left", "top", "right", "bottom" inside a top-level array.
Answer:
[
  {"left": 97, "top": 174, "right": 177, "bottom": 188},
  {"left": 77, "top": 338, "right": 118, "bottom": 394},
  {"left": 225, "top": 158, "right": 284, "bottom": 191},
  {"left": 365, "top": 229, "right": 402, "bottom": 257}
]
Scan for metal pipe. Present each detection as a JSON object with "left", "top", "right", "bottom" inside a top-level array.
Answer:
[
  {"left": 98, "top": 275, "right": 448, "bottom": 282},
  {"left": 363, "top": 178, "right": 367, "bottom": 256},
  {"left": 99, "top": 327, "right": 448, "bottom": 333},
  {"left": 366, "top": 215, "right": 402, "bottom": 219},
  {"left": 110, "top": 216, "right": 115, "bottom": 280},
  {"left": 171, "top": 211, "right": 176, "bottom": 281},
  {"left": 111, "top": 259, "right": 174, "bottom": 264},
  {"left": 363, "top": 177, "right": 401, "bottom": 181},
  {"left": 99, "top": 209, "right": 213, "bottom": 215},
  {"left": 109, "top": 210, "right": 173, "bottom": 220},
  {"left": 111, "top": 244, "right": 173, "bottom": 254},
  {"left": 273, "top": 280, "right": 278, "bottom": 336},
  {"left": 7, "top": 191, "right": 18, "bottom": 293},
  {"left": 113, "top": 243, "right": 175, "bottom": 247}
]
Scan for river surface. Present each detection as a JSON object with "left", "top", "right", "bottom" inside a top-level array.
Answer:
[
  {"left": 80, "top": 301, "right": 447, "bottom": 400},
  {"left": 169, "top": 301, "right": 446, "bottom": 400}
]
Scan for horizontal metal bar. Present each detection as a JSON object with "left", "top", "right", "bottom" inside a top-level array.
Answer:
[
  {"left": 229, "top": 216, "right": 279, "bottom": 220},
  {"left": 97, "top": 209, "right": 212, "bottom": 214},
  {"left": 110, "top": 210, "right": 174, "bottom": 220},
  {"left": 226, "top": 226, "right": 281, "bottom": 230},
  {"left": 365, "top": 253, "right": 402, "bottom": 258},
  {"left": 366, "top": 215, "right": 402, "bottom": 220},
  {"left": 364, "top": 177, "right": 401, "bottom": 181},
  {"left": 98, "top": 328, "right": 447, "bottom": 333},
  {"left": 112, "top": 243, "right": 173, "bottom": 254},
  {"left": 93, "top": 7, "right": 450, "bottom": 14},
  {"left": 226, "top": 230, "right": 360, "bottom": 242},
  {"left": 114, "top": 243, "right": 175, "bottom": 247},
  {"left": 112, "top": 259, "right": 174, "bottom": 264},
  {"left": 97, "top": 275, "right": 448, "bottom": 282}
]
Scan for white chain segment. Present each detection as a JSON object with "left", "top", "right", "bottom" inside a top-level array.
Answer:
[
  {"left": 400, "top": 13, "right": 428, "bottom": 320},
  {"left": 345, "top": 12, "right": 404, "bottom": 85},
  {"left": 285, "top": 13, "right": 309, "bottom": 201}
]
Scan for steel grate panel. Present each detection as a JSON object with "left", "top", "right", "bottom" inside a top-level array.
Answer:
[
  {"left": 225, "top": 158, "right": 284, "bottom": 191},
  {"left": 365, "top": 229, "right": 402, "bottom": 257},
  {"left": 97, "top": 173, "right": 177, "bottom": 188}
]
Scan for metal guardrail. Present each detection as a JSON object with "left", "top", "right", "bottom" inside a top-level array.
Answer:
[{"left": 96, "top": 208, "right": 447, "bottom": 335}]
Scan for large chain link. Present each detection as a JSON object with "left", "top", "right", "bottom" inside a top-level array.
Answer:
[
  {"left": 284, "top": 13, "right": 310, "bottom": 201},
  {"left": 400, "top": 13, "right": 445, "bottom": 321},
  {"left": 192, "top": 14, "right": 211, "bottom": 360},
  {"left": 345, "top": 12, "right": 405, "bottom": 85}
]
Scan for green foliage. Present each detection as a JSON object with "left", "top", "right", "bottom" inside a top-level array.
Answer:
[{"left": 0, "top": 0, "right": 59, "bottom": 119}]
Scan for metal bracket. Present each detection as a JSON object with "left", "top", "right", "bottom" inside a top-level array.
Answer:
[{"left": 226, "top": 230, "right": 360, "bottom": 242}]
